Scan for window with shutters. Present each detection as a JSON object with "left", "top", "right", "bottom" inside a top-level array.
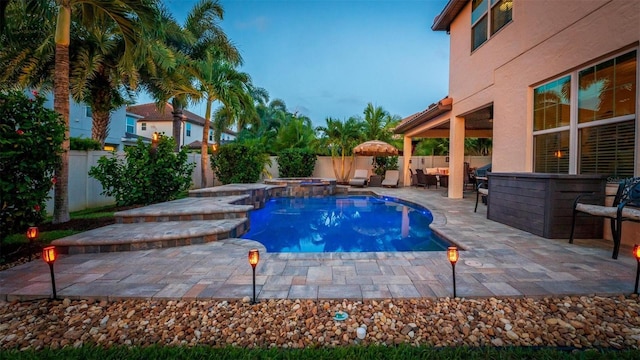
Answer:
[{"left": 533, "top": 50, "right": 637, "bottom": 177}]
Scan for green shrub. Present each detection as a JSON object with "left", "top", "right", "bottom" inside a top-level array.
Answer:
[
  {"left": 373, "top": 156, "right": 398, "bottom": 176},
  {"left": 0, "top": 90, "right": 65, "bottom": 245},
  {"left": 211, "top": 143, "right": 265, "bottom": 184},
  {"left": 70, "top": 137, "right": 102, "bottom": 151},
  {"left": 277, "top": 148, "right": 316, "bottom": 178},
  {"left": 88, "top": 136, "right": 195, "bottom": 206}
]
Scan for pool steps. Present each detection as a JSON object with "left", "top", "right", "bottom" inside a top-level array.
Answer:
[{"left": 52, "top": 183, "right": 349, "bottom": 254}]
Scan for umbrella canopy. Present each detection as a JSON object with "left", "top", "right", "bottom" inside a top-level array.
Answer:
[{"left": 353, "top": 140, "right": 399, "bottom": 156}]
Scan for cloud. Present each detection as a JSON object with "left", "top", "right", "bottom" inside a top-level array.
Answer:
[{"left": 235, "top": 16, "right": 269, "bottom": 32}]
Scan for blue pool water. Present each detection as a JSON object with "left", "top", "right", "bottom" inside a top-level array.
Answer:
[{"left": 242, "top": 195, "right": 451, "bottom": 253}]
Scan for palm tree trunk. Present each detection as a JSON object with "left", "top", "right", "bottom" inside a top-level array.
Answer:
[
  {"left": 201, "top": 100, "right": 213, "bottom": 188},
  {"left": 91, "top": 109, "right": 110, "bottom": 148},
  {"left": 52, "top": 5, "right": 71, "bottom": 224},
  {"left": 172, "top": 106, "right": 183, "bottom": 152},
  {"left": 90, "top": 78, "right": 112, "bottom": 148}
]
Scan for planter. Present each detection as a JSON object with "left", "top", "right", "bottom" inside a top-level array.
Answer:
[{"left": 369, "top": 175, "right": 382, "bottom": 187}]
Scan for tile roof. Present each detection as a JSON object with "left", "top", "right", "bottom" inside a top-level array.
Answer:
[
  {"left": 127, "top": 103, "right": 205, "bottom": 125},
  {"left": 394, "top": 97, "right": 452, "bottom": 134}
]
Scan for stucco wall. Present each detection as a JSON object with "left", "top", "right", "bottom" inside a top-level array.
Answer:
[{"left": 447, "top": 0, "right": 639, "bottom": 173}]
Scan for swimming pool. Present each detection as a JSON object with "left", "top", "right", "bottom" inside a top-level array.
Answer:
[{"left": 242, "top": 195, "right": 451, "bottom": 253}]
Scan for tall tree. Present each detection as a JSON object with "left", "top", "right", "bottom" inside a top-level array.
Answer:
[
  {"left": 0, "top": 0, "right": 156, "bottom": 223},
  {"left": 192, "top": 52, "right": 255, "bottom": 188},
  {"left": 139, "top": 0, "right": 241, "bottom": 152},
  {"left": 316, "top": 117, "right": 363, "bottom": 183}
]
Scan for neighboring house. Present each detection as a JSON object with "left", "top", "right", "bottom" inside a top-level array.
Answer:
[
  {"left": 395, "top": 0, "right": 639, "bottom": 199},
  {"left": 43, "top": 93, "right": 132, "bottom": 150},
  {"left": 127, "top": 103, "right": 236, "bottom": 148}
]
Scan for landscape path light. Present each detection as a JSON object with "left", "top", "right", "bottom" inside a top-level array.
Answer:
[
  {"left": 42, "top": 246, "right": 57, "bottom": 300},
  {"left": 447, "top": 246, "right": 459, "bottom": 298},
  {"left": 26, "top": 226, "right": 38, "bottom": 261},
  {"left": 248, "top": 249, "right": 259, "bottom": 304},
  {"left": 634, "top": 244, "right": 640, "bottom": 294}
]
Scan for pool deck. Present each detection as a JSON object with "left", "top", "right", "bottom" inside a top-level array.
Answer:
[{"left": 1, "top": 186, "right": 637, "bottom": 301}]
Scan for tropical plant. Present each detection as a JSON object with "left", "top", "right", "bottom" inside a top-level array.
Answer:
[
  {"left": 273, "top": 113, "right": 316, "bottom": 153},
  {"left": 362, "top": 103, "right": 400, "bottom": 142},
  {"left": 139, "top": 0, "right": 242, "bottom": 153},
  {"left": 211, "top": 143, "right": 265, "bottom": 184},
  {"left": 0, "top": 0, "right": 157, "bottom": 224},
  {"left": 372, "top": 156, "right": 399, "bottom": 177},
  {"left": 88, "top": 136, "right": 194, "bottom": 206},
  {"left": 194, "top": 55, "right": 255, "bottom": 187},
  {"left": 277, "top": 148, "right": 316, "bottom": 178},
  {"left": 316, "top": 117, "right": 363, "bottom": 183},
  {"left": 0, "top": 90, "right": 65, "bottom": 250}
]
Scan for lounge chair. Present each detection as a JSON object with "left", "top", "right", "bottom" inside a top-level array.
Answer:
[
  {"left": 381, "top": 170, "right": 399, "bottom": 188},
  {"left": 349, "top": 169, "right": 369, "bottom": 187}
]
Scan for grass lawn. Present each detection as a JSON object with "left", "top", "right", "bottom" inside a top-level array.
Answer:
[
  {"left": 0, "top": 205, "right": 122, "bottom": 269},
  {"left": 1, "top": 344, "right": 638, "bottom": 359}
]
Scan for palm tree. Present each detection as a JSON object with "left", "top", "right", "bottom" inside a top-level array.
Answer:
[
  {"left": 192, "top": 52, "right": 255, "bottom": 188},
  {"left": 316, "top": 117, "right": 363, "bottom": 183},
  {"left": 138, "top": 0, "right": 241, "bottom": 152},
  {"left": 273, "top": 113, "right": 316, "bottom": 152},
  {"left": 0, "top": 0, "right": 157, "bottom": 223},
  {"left": 362, "top": 103, "right": 398, "bottom": 142}
]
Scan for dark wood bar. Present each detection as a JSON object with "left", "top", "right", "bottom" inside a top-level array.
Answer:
[{"left": 487, "top": 173, "right": 607, "bottom": 239}]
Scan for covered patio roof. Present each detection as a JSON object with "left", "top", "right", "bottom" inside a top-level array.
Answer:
[{"left": 394, "top": 97, "right": 493, "bottom": 139}]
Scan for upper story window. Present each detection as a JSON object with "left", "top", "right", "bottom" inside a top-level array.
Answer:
[
  {"left": 209, "top": 130, "right": 213, "bottom": 141},
  {"left": 85, "top": 106, "right": 92, "bottom": 118},
  {"left": 186, "top": 123, "right": 192, "bottom": 137},
  {"left": 141, "top": 122, "right": 147, "bottom": 131},
  {"left": 471, "top": 0, "right": 513, "bottom": 51},
  {"left": 126, "top": 117, "right": 136, "bottom": 134}
]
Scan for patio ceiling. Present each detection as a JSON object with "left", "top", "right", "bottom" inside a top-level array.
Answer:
[{"left": 394, "top": 99, "right": 493, "bottom": 139}]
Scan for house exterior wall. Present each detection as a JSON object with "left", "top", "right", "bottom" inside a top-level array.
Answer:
[
  {"left": 137, "top": 121, "right": 205, "bottom": 146},
  {"left": 44, "top": 95, "right": 129, "bottom": 149},
  {"left": 447, "top": 0, "right": 639, "bottom": 173}
]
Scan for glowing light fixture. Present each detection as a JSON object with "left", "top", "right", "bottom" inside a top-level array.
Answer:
[
  {"left": 42, "top": 246, "right": 57, "bottom": 300},
  {"left": 448, "top": 246, "right": 459, "bottom": 298},
  {"left": 248, "top": 249, "right": 260, "bottom": 304},
  {"left": 634, "top": 244, "right": 640, "bottom": 294},
  {"left": 26, "top": 226, "right": 38, "bottom": 261}
]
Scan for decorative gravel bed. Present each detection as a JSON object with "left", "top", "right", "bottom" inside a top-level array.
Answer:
[{"left": 1, "top": 295, "right": 639, "bottom": 350}]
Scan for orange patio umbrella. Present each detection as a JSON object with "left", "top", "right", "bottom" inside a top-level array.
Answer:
[{"left": 353, "top": 140, "right": 399, "bottom": 157}]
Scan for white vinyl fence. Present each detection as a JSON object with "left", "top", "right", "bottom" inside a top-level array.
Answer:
[{"left": 45, "top": 151, "right": 491, "bottom": 214}]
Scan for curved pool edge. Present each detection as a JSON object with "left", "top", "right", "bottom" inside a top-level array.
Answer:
[{"left": 241, "top": 190, "right": 462, "bottom": 254}]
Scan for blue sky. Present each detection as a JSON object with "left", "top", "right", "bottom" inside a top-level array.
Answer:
[{"left": 154, "top": 0, "right": 450, "bottom": 126}]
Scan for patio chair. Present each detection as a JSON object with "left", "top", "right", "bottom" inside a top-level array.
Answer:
[
  {"left": 474, "top": 177, "right": 489, "bottom": 212},
  {"left": 381, "top": 170, "right": 400, "bottom": 188},
  {"left": 416, "top": 169, "right": 437, "bottom": 189},
  {"left": 569, "top": 177, "right": 640, "bottom": 259},
  {"left": 349, "top": 169, "right": 369, "bottom": 187}
]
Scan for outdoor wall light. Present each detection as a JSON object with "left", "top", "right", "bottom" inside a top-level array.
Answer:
[
  {"left": 634, "top": 244, "right": 640, "bottom": 294},
  {"left": 26, "top": 226, "right": 38, "bottom": 261},
  {"left": 248, "top": 249, "right": 260, "bottom": 304},
  {"left": 42, "top": 246, "right": 57, "bottom": 300},
  {"left": 447, "top": 246, "right": 459, "bottom": 298},
  {"left": 151, "top": 132, "right": 159, "bottom": 154}
]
